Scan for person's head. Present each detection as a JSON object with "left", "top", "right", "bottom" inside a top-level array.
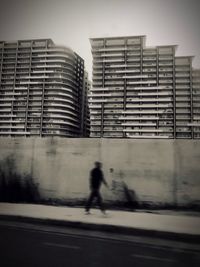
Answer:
[{"left": 95, "top": 161, "right": 102, "bottom": 169}]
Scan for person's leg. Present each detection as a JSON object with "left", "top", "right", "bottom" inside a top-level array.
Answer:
[
  {"left": 85, "top": 191, "right": 95, "bottom": 212},
  {"left": 96, "top": 191, "right": 105, "bottom": 213}
]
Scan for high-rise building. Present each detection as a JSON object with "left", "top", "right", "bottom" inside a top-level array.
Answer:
[
  {"left": 89, "top": 36, "right": 200, "bottom": 139},
  {"left": 0, "top": 38, "right": 89, "bottom": 137},
  {"left": 80, "top": 70, "right": 91, "bottom": 137},
  {"left": 191, "top": 69, "right": 200, "bottom": 138}
]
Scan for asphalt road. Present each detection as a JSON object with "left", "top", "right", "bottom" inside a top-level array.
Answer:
[{"left": 0, "top": 220, "right": 200, "bottom": 267}]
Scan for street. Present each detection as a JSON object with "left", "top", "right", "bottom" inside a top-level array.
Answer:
[{"left": 0, "top": 220, "right": 199, "bottom": 267}]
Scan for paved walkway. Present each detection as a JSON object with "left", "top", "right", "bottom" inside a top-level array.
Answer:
[{"left": 0, "top": 203, "right": 200, "bottom": 241}]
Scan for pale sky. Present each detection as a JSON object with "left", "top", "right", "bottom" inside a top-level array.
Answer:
[{"left": 0, "top": 0, "right": 199, "bottom": 79}]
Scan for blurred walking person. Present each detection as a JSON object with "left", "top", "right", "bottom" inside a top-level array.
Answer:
[{"left": 85, "top": 162, "right": 108, "bottom": 214}]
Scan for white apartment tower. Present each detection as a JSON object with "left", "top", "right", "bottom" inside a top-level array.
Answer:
[
  {"left": 90, "top": 36, "right": 200, "bottom": 139},
  {"left": 0, "top": 39, "right": 90, "bottom": 137}
]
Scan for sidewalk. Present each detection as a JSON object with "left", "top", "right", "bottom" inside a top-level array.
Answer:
[{"left": 0, "top": 203, "right": 200, "bottom": 243}]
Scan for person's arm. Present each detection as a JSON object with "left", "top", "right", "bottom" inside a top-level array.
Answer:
[
  {"left": 89, "top": 170, "right": 93, "bottom": 189},
  {"left": 102, "top": 172, "right": 109, "bottom": 188}
]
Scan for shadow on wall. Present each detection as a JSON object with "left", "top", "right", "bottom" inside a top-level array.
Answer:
[
  {"left": 110, "top": 168, "right": 139, "bottom": 210},
  {"left": 122, "top": 181, "right": 139, "bottom": 210},
  {"left": 0, "top": 156, "right": 40, "bottom": 203}
]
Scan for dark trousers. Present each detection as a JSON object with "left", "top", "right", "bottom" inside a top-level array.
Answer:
[{"left": 85, "top": 189, "right": 105, "bottom": 212}]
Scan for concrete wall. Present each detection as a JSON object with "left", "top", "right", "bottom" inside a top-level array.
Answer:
[{"left": 0, "top": 137, "right": 200, "bottom": 208}]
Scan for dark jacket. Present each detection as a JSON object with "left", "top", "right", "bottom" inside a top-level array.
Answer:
[{"left": 90, "top": 167, "right": 106, "bottom": 190}]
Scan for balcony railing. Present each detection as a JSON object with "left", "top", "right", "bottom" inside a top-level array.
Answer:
[{"left": 118, "top": 116, "right": 159, "bottom": 120}]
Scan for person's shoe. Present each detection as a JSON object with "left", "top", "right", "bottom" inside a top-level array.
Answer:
[
  {"left": 101, "top": 210, "right": 107, "bottom": 215},
  {"left": 85, "top": 211, "right": 91, "bottom": 215}
]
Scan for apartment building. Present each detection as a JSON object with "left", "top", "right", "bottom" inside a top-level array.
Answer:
[
  {"left": 191, "top": 69, "right": 200, "bottom": 138},
  {"left": 89, "top": 36, "right": 200, "bottom": 139},
  {"left": 0, "top": 38, "right": 89, "bottom": 137},
  {"left": 81, "top": 71, "right": 91, "bottom": 137}
]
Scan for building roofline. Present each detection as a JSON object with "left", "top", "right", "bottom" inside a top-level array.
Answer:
[
  {"left": 90, "top": 35, "right": 146, "bottom": 41},
  {"left": 175, "top": 55, "right": 195, "bottom": 60},
  {"left": 0, "top": 38, "right": 54, "bottom": 43},
  {"left": 19, "top": 38, "right": 54, "bottom": 43},
  {"left": 0, "top": 38, "right": 83, "bottom": 59},
  {"left": 156, "top": 45, "right": 178, "bottom": 49}
]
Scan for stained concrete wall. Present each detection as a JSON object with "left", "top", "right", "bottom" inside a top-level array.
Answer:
[{"left": 0, "top": 137, "right": 200, "bottom": 208}]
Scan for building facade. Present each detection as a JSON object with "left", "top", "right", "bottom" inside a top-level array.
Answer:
[
  {"left": 0, "top": 38, "right": 89, "bottom": 137},
  {"left": 81, "top": 71, "right": 91, "bottom": 137},
  {"left": 90, "top": 36, "right": 200, "bottom": 139}
]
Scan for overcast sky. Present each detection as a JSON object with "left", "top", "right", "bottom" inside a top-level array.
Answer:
[{"left": 0, "top": 0, "right": 199, "bottom": 79}]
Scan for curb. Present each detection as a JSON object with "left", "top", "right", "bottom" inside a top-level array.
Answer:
[{"left": 0, "top": 214, "right": 200, "bottom": 244}]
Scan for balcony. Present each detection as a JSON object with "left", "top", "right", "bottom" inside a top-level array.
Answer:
[
  {"left": 100, "top": 52, "right": 124, "bottom": 57},
  {"left": 126, "top": 134, "right": 171, "bottom": 139},
  {"left": 159, "top": 67, "right": 173, "bottom": 72},
  {"left": 90, "top": 87, "right": 109, "bottom": 92},
  {"left": 175, "top": 73, "right": 190, "bottom": 78},
  {"left": 127, "top": 80, "right": 157, "bottom": 85},
  {"left": 175, "top": 79, "right": 190, "bottom": 84},
  {"left": 142, "top": 62, "right": 157, "bottom": 67},
  {"left": 159, "top": 80, "right": 173, "bottom": 84},
  {"left": 104, "top": 81, "right": 124, "bottom": 85},
  {"left": 95, "top": 47, "right": 127, "bottom": 52},
  {"left": 104, "top": 75, "right": 123, "bottom": 79},
  {"left": 121, "top": 122, "right": 157, "bottom": 126},
  {"left": 90, "top": 110, "right": 102, "bottom": 114},
  {"left": 123, "top": 129, "right": 165, "bottom": 132},
  {"left": 93, "top": 70, "right": 103, "bottom": 74},
  {"left": 104, "top": 103, "right": 124, "bottom": 109},
  {"left": 115, "top": 69, "right": 140, "bottom": 73},
  {"left": 93, "top": 82, "right": 103, "bottom": 86},
  {"left": 127, "top": 58, "right": 140, "bottom": 62},
  {"left": 127, "top": 98, "right": 172, "bottom": 102},
  {"left": 102, "top": 58, "right": 124, "bottom": 63},
  {"left": 0, "top": 131, "right": 30, "bottom": 135},
  {"left": 138, "top": 92, "right": 172, "bottom": 96},
  {"left": 43, "top": 114, "right": 78, "bottom": 122},
  {"left": 90, "top": 127, "right": 101, "bottom": 132},
  {"left": 89, "top": 103, "right": 103, "bottom": 108},
  {"left": 44, "top": 102, "right": 76, "bottom": 110},
  {"left": 176, "top": 85, "right": 190, "bottom": 89},
  {"left": 122, "top": 110, "right": 173, "bottom": 114},
  {"left": 192, "top": 85, "right": 200, "bottom": 89},
  {"left": 123, "top": 75, "right": 148, "bottom": 79},
  {"left": 158, "top": 62, "right": 173, "bottom": 66},
  {"left": 88, "top": 93, "right": 111, "bottom": 97},
  {"left": 31, "top": 70, "right": 55, "bottom": 74},
  {"left": 108, "top": 64, "right": 126, "bottom": 68},
  {"left": 0, "top": 119, "right": 24, "bottom": 124},
  {"left": 126, "top": 103, "right": 172, "bottom": 108},
  {"left": 176, "top": 67, "right": 190, "bottom": 72},
  {"left": 119, "top": 116, "right": 159, "bottom": 120},
  {"left": 143, "top": 68, "right": 157, "bottom": 73},
  {"left": 143, "top": 57, "right": 157, "bottom": 61},
  {"left": 192, "top": 78, "right": 200, "bottom": 85},
  {"left": 159, "top": 56, "right": 173, "bottom": 60},
  {"left": 176, "top": 128, "right": 191, "bottom": 133},
  {"left": 103, "top": 127, "right": 123, "bottom": 132},
  {"left": 127, "top": 52, "right": 140, "bottom": 56},
  {"left": 159, "top": 74, "right": 173, "bottom": 78},
  {"left": 143, "top": 50, "right": 157, "bottom": 56},
  {"left": 0, "top": 97, "right": 15, "bottom": 101},
  {"left": 175, "top": 110, "right": 191, "bottom": 114},
  {"left": 90, "top": 122, "right": 101, "bottom": 126},
  {"left": 175, "top": 97, "right": 190, "bottom": 101},
  {"left": 104, "top": 110, "right": 123, "bottom": 114},
  {"left": 126, "top": 86, "right": 164, "bottom": 91}
]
